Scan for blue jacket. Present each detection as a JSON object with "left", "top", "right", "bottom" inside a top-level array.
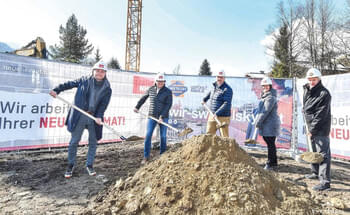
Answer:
[
  {"left": 203, "top": 81, "right": 233, "bottom": 117},
  {"left": 135, "top": 85, "right": 173, "bottom": 119},
  {"left": 255, "top": 88, "right": 280, "bottom": 137},
  {"left": 53, "top": 76, "right": 112, "bottom": 140}
]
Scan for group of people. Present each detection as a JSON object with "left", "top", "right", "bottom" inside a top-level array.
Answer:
[{"left": 50, "top": 61, "right": 332, "bottom": 191}]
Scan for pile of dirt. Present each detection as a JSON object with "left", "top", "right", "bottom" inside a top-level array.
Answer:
[{"left": 86, "top": 135, "right": 319, "bottom": 215}]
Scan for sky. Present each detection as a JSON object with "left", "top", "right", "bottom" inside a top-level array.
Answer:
[{"left": 0, "top": 0, "right": 348, "bottom": 77}]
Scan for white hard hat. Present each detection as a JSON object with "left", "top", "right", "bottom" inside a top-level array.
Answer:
[
  {"left": 261, "top": 77, "right": 272, "bottom": 86},
  {"left": 216, "top": 70, "right": 225, "bottom": 77},
  {"left": 92, "top": 60, "right": 108, "bottom": 72},
  {"left": 306, "top": 68, "right": 321, "bottom": 78},
  {"left": 155, "top": 72, "right": 166, "bottom": 82}
]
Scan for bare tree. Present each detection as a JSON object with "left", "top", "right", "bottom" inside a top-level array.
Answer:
[
  {"left": 318, "top": 0, "right": 336, "bottom": 70},
  {"left": 276, "top": 0, "right": 305, "bottom": 77},
  {"left": 303, "top": 0, "right": 318, "bottom": 67},
  {"left": 302, "top": 0, "right": 340, "bottom": 73}
]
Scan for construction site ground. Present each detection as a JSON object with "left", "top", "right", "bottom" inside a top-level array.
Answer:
[{"left": 0, "top": 138, "right": 349, "bottom": 215}]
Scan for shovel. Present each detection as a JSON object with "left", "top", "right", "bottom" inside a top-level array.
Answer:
[
  {"left": 55, "top": 95, "right": 140, "bottom": 141},
  {"left": 202, "top": 103, "right": 228, "bottom": 129},
  {"left": 299, "top": 115, "right": 324, "bottom": 164},
  {"left": 137, "top": 112, "right": 193, "bottom": 137}
]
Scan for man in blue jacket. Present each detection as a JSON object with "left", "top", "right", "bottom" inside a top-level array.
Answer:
[
  {"left": 134, "top": 73, "right": 173, "bottom": 164},
  {"left": 49, "top": 60, "right": 112, "bottom": 178},
  {"left": 202, "top": 70, "right": 233, "bottom": 137}
]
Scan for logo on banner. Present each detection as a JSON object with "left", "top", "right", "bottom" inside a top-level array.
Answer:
[
  {"left": 133, "top": 75, "right": 154, "bottom": 94},
  {"left": 169, "top": 81, "right": 188, "bottom": 97},
  {"left": 190, "top": 85, "right": 207, "bottom": 93}
]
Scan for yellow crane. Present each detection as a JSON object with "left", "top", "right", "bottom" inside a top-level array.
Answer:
[{"left": 125, "top": 0, "right": 143, "bottom": 72}]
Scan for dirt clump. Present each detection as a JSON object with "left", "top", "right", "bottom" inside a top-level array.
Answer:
[{"left": 87, "top": 135, "right": 319, "bottom": 215}]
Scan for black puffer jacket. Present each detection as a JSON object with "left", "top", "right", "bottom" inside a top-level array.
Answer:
[
  {"left": 135, "top": 85, "right": 173, "bottom": 118},
  {"left": 303, "top": 81, "right": 331, "bottom": 136}
]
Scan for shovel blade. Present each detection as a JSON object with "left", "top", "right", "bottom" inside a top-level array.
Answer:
[
  {"left": 124, "top": 135, "right": 145, "bottom": 141},
  {"left": 300, "top": 152, "right": 324, "bottom": 164},
  {"left": 178, "top": 127, "right": 193, "bottom": 137},
  {"left": 244, "top": 139, "right": 258, "bottom": 145}
]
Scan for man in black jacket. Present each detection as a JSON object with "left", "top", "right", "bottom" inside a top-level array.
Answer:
[
  {"left": 303, "top": 68, "right": 332, "bottom": 191},
  {"left": 134, "top": 73, "right": 173, "bottom": 164}
]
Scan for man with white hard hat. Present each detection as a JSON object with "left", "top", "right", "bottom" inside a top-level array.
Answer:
[
  {"left": 202, "top": 70, "right": 233, "bottom": 137},
  {"left": 134, "top": 72, "right": 173, "bottom": 164},
  {"left": 303, "top": 68, "right": 332, "bottom": 191},
  {"left": 49, "top": 60, "right": 112, "bottom": 178}
]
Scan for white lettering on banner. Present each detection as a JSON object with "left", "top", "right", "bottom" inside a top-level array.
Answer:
[
  {"left": 233, "top": 111, "right": 256, "bottom": 122},
  {"left": 170, "top": 109, "right": 208, "bottom": 119}
]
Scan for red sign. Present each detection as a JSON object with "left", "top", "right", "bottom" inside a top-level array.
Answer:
[{"left": 133, "top": 75, "right": 154, "bottom": 94}]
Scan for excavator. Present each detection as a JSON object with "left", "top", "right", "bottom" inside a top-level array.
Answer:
[{"left": 14, "top": 37, "right": 48, "bottom": 59}]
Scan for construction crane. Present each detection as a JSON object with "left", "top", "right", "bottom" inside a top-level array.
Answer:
[{"left": 125, "top": 0, "right": 142, "bottom": 72}]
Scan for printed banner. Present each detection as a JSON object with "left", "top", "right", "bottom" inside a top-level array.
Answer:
[
  {"left": 165, "top": 75, "right": 293, "bottom": 149},
  {"left": 1, "top": 53, "right": 294, "bottom": 154}
]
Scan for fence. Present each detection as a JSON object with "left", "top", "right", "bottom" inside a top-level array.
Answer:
[{"left": 0, "top": 53, "right": 349, "bottom": 160}]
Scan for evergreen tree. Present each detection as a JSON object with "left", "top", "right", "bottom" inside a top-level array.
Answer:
[
  {"left": 108, "top": 57, "right": 121, "bottom": 70},
  {"left": 94, "top": 48, "right": 102, "bottom": 63},
  {"left": 199, "top": 59, "right": 212, "bottom": 76},
  {"left": 271, "top": 24, "right": 290, "bottom": 78},
  {"left": 50, "top": 14, "right": 94, "bottom": 63}
]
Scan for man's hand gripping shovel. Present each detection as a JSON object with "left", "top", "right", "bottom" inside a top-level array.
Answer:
[
  {"left": 136, "top": 111, "right": 193, "bottom": 137},
  {"left": 53, "top": 94, "right": 137, "bottom": 141},
  {"left": 202, "top": 103, "right": 228, "bottom": 129}
]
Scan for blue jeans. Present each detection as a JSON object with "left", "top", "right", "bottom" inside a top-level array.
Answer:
[
  {"left": 144, "top": 118, "right": 168, "bottom": 158},
  {"left": 68, "top": 115, "right": 97, "bottom": 167}
]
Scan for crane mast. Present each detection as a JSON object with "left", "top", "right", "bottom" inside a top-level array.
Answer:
[{"left": 125, "top": 0, "right": 142, "bottom": 72}]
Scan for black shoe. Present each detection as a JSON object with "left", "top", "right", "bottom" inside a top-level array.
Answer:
[
  {"left": 305, "top": 173, "right": 318, "bottom": 179},
  {"left": 264, "top": 164, "right": 277, "bottom": 171},
  {"left": 86, "top": 166, "right": 96, "bottom": 176},
  {"left": 64, "top": 164, "right": 74, "bottom": 178},
  {"left": 312, "top": 183, "right": 330, "bottom": 191}
]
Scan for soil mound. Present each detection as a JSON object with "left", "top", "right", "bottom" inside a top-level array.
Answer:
[{"left": 87, "top": 135, "right": 319, "bottom": 215}]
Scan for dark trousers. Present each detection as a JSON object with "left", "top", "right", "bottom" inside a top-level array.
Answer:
[
  {"left": 311, "top": 136, "right": 331, "bottom": 185},
  {"left": 263, "top": 136, "right": 277, "bottom": 166}
]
